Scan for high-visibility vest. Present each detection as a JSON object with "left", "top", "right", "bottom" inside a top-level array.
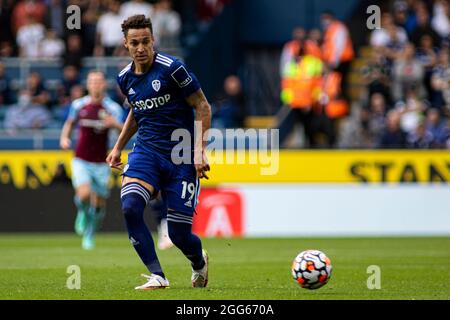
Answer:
[
  {"left": 321, "top": 71, "right": 349, "bottom": 118},
  {"left": 322, "top": 21, "right": 354, "bottom": 64},
  {"left": 281, "top": 55, "right": 323, "bottom": 109},
  {"left": 283, "top": 40, "right": 322, "bottom": 60}
]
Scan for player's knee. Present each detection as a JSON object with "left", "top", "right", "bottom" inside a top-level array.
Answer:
[
  {"left": 76, "top": 185, "right": 91, "bottom": 202},
  {"left": 121, "top": 196, "right": 142, "bottom": 220},
  {"left": 121, "top": 183, "right": 150, "bottom": 222}
]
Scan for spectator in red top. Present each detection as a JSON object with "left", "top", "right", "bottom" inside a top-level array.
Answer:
[
  {"left": 11, "top": 0, "right": 47, "bottom": 36},
  {"left": 196, "top": 0, "right": 230, "bottom": 25}
]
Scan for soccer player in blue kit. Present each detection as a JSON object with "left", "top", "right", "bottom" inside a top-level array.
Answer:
[{"left": 106, "top": 15, "right": 211, "bottom": 290}]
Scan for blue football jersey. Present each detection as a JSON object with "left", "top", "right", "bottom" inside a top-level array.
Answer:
[{"left": 117, "top": 53, "right": 201, "bottom": 155}]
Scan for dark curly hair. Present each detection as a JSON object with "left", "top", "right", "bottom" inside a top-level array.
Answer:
[{"left": 121, "top": 14, "right": 153, "bottom": 37}]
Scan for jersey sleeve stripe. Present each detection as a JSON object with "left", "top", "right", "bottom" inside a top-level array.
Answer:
[
  {"left": 155, "top": 56, "right": 172, "bottom": 64},
  {"left": 155, "top": 58, "right": 172, "bottom": 67},
  {"left": 119, "top": 62, "right": 132, "bottom": 77},
  {"left": 156, "top": 54, "right": 173, "bottom": 63}
]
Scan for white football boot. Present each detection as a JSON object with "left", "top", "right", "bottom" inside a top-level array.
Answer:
[
  {"left": 135, "top": 274, "right": 170, "bottom": 290},
  {"left": 191, "top": 249, "right": 209, "bottom": 288}
]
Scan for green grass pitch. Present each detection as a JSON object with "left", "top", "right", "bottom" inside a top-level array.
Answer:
[{"left": 0, "top": 234, "right": 449, "bottom": 300}]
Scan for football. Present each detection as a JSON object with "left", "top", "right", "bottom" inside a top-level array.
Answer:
[{"left": 291, "top": 250, "right": 332, "bottom": 289}]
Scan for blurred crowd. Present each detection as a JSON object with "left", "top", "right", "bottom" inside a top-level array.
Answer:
[
  {"left": 3, "top": 0, "right": 450, "bottom": 150},
  {"left": 280, "top": 11, "right": 354, "bottom": 148},
  {"left": 0, "top": 0, "right": 229, "bottom": 131},
  {"left": 340, "top": 0, "right": 450, "bottom": 149},
  {"left": 282, "top": 0, "right": 450, "bottom": 149},
  {"left": 0, "top": 0, "right": 228, "bottom": 59}
]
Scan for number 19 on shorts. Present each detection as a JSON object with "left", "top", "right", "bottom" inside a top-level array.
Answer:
[{"left": 180, "top": 180, "right": 199, "bottom": 208}]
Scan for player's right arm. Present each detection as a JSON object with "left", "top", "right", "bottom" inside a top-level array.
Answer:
[
  {"left": 106, "top": 108, "right": 138, "bottom": 170},
  {"left": 59, "top": 118, "right": 75, "bottom": 150},
  {"left": 60, "top": 97, "right": 84, "bottom": 150}
]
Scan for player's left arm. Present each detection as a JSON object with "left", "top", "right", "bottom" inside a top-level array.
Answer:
[{"left": 185, "top": 89, "right": 212, "bottom": 179}]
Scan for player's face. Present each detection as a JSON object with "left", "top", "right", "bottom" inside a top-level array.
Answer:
[
  {"left": 124, "top": 28, "right": 154, "bottom": 65},
  {"left": 86, "top": 72, "right": 106, "bottom": 97}
]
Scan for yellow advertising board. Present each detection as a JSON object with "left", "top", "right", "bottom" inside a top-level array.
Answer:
[
  {"left": 0, "top": 150, "right": 449, "bottom": 189},
  {"left": 203, "top": 150, "right": 450, "bottom": 184}
]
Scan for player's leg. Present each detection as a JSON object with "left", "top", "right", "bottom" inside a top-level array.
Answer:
[
  {"left": 74, "top": 185, "right": 90, "bottom": 236},
  {"left": 166, "top": 217, "right": 208, "bottom": 287},
  {"left": 81, "top": 193, "right": 106, "bottom": 250},
  {"left": 119, "top": 150, "right": 170, "bottom": 289},
  {"left": 121, "top": 176, "right": 169, "bottom": 289},
  {"left": 81, "top": 163, "right": 111, "bottom": 250},
  {"left": 71, "top": 158, "right": 92, "bottom": 236},
  {"left": 89, "top": 194, "right": 106, "bottom": 232},
  {"left": 163, "top": 169, "right": 208, "bottom": 287}
]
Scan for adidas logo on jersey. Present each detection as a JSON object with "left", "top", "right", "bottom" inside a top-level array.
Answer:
[
  {"left": 184, "top": 200, "right": 192, "bottom": 208},
  {"left": 128, "top": 88, "right": 136, "bottom": 95}
]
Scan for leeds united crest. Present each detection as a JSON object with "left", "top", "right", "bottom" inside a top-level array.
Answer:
[{"left": 152, "top": 79, "right": 161, "bottom": 92}]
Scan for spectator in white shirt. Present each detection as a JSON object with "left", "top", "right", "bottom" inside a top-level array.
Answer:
[
  {"left": 431, "top": 0, "right": 450, "bottom": 38},
  {"left": 95, "top": 0, "right": 124, "bottom": 56},
  {"left": 370, "top": 12, "right": 408, "bottom": 48},
  {"left": 151, "top": 0, "right": 181, "bottom": 49},
  {"left": 16, "top": 15, "right": 45, "bottom": 58},
  {"left": 40, "top": 29, "right": 65, "bottom": 58},
  {"left": 120, "top": 0, "right": 153, "bottom": 20}
]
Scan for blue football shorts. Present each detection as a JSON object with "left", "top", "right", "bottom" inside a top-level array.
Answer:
[{"left": 122, "top": 146, "right": 200, "bottom": 217}]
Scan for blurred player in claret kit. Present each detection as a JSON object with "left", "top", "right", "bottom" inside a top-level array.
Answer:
[
  {"left": 60, "top": 71, "right": 124, "bottom": 250},
  {"left": 106, "top": 14, "right": 212, "bottom": 290}
]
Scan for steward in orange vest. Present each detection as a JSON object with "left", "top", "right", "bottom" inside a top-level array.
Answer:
[
  {"left": 320, "top": 11, "right": 354, "bottom": 118},
  {"left": 280, "top": 51, "right": 323, "bottom": 109},
  {"left": 321, "top": 14, "right": 354, "bottom": 67},
  {"left": 319, "top": 70, "right": 349, "bottom": 118}
]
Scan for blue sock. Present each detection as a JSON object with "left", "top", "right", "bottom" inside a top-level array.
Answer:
[
  {"left": 121, "top": 183, "right": 165, "bottom": 278},
  {"left": 93, "top": 206, "right": 106, "bottom": 231},
  {"left": 85, "top": 206, "right": 106, "bottom": 237},
  {"left": 167, "top": 216, "right": 205, "bottom": 270}
]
